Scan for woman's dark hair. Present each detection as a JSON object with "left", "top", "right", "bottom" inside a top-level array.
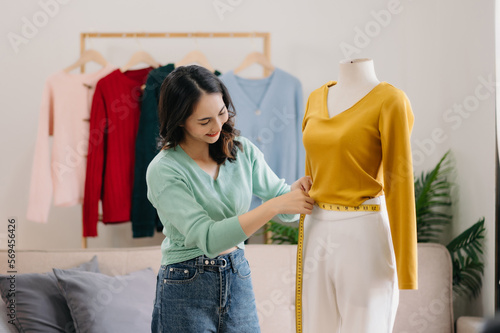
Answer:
[{"left": 158, "top": 65, "right": 242, "bottom": 164}]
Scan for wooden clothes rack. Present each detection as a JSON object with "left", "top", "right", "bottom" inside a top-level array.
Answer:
[
  {"left": 78, "top": 31, "right": 271, "bottom": 75},
  {"left": 80, "top": 31, "right": 272, "bottom": 249}
]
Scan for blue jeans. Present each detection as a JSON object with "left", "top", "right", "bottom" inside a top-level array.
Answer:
[{"left": 151, "top": 249, "right": 261, "bottom": 333}]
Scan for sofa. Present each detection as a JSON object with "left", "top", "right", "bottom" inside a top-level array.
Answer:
[{"left": 0, "top": 243, "right": 483, "bottom": 332}]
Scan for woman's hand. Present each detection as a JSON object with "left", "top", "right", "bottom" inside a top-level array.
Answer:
[
  {"left": 291, "top": 176, "right": 313, "bottom": 194},
  {"left": 272, "top": 189, "right": 314, "bottom": 215},
  {"left": 239, "top": 187, "right": 314, "bottom": 236}
]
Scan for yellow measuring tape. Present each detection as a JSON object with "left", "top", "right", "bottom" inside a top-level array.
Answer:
[
  {"left": 295, "top": 201, "right": 380, "bottom": 333},
  {"left": 295, "top": 213, "right": 306, "bottom": 333}
]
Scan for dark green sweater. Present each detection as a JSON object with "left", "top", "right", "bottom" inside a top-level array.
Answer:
[{"left": 131, "top": 64, "right": 221, "bottom": 237}]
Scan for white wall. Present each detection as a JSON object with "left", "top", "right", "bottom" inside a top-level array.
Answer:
[{"left": 0, "top": 0, "right": 495, "bottom": 319}]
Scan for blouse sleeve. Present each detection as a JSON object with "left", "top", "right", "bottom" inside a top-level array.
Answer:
[
  {"left": 379, "top": 90, "right": 418, "bottom": 290},
  {"left": 26, "top": 78, "right": 54, "bottom": 223}
]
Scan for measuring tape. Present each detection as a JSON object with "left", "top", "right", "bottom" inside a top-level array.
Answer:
[
  {"left": 295, "top": 202, "right": 380, "bottom": 333},
  {"left": 316, "top": 202, "right": 381, "bottom": 212},
  {"left": 295, "top": 213, "right": 306, "bottom": 333}
]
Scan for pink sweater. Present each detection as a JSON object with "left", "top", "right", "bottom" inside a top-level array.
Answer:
[{"left": 27, "top": 65, "right": 115, "bottom": 223}]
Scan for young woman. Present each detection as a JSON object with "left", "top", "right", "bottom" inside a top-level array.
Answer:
[{"left": 147, "top": 65, "right": 314, "bottom": 333}]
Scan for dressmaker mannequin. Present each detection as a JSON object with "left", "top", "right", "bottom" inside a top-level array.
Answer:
[
  {"left": 300, "top": 56, "right": 418, "bottom": 333},
  {"left": 327, "top": 58, "right": 380, "bottom": 118}
]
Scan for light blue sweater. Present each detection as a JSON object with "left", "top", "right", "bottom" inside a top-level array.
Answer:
[
  {"left": 146, "top": 136, "right": 295, "bottom": 265},
  {"left": 220, "top": 68, "right": 305, "bottom": 212}
]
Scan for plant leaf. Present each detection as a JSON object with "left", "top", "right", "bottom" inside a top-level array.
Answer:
[{"left": 447, "top": 218, "right": 486, "bottom": 299}]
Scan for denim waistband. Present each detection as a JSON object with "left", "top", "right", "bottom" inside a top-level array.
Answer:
[{"left": 164, "top": 248, "right": 245, "bottom": 272}]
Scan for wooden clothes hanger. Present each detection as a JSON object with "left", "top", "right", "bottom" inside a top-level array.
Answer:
[
  {"left": 175, "top": 50, "right": 215, "bottom": 72},
  {"left": 234, "top": 51, "right": 275, "bottom": 77},
  {"left": 63, "top": 49, "right": 110, "bottom": 73},
  {"left": 120, "top": 50, "right": 161, "bottom": 72}
]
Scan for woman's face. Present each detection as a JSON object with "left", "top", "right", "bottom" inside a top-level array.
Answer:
[{"left": 182, "top": 92, "right": 229, "bottom": 146}]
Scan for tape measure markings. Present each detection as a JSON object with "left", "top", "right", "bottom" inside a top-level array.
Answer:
[
  {"left": 295, "top": 213, "right": 305, "bottom": 333},
  {"left": 316, "top": 202, "right": 381, "bottom": 212}
]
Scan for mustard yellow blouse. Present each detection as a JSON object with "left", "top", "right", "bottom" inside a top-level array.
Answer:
[{"left": 302, "top": 81, "right": 418, "bottom": 290}]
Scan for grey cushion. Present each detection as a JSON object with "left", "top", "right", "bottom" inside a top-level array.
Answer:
[
  {"left": 0, "top": 255, "right": 99, "bottom": 333},
  {"left": 53, "top": 267, "right": 156, "bottom": 333}
]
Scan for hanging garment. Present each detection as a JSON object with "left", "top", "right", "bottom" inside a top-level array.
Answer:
[
  {"left": 302, "top": 81, "right": 418, "bottom": 290},
  {"left": 83, "top": 67, "right": 153, "bottom": 237},
  {"left": 131, "top": 64, "right": 221, "bottom": 238},
  {"left": 220, "top": 68, "right": 304, "bottom": 212},
  {"left": 26, "top": 65, "right": 115, "bottom": 223}
]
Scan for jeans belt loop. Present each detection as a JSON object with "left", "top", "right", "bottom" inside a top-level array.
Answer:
[
  {"left": 228, "top": 252, "right": 238, "bottom": 273},
  {"left": 197, "top": 257, "right": 204, "bottom": 273}
]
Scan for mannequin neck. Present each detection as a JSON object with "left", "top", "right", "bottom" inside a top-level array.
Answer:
[
  {"left": 326, "top": 58, "right": 381, "bottom": 117},
  {"left": 336, "top": 58, "right": 379, "bottom": 87}
]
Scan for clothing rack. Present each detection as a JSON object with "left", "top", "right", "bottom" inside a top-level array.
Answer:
[
  {"left": 78, "top": 31, "right": 271, "bottom": 75},
  {"left": 79, "top": 31, "right": 272, "bottom": 249}
]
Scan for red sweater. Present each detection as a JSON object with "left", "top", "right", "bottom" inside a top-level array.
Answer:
[{"left": 83, "top": 68, "right": 152, "bottom": 237}]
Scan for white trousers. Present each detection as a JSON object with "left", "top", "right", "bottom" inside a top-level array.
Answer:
[{"left": 302, "top": 196, "right": 399, "bottom": 333}]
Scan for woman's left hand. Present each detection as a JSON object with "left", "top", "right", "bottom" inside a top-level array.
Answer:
[{"left": 291, "top": 176, "right": 313, "bottom": 194}]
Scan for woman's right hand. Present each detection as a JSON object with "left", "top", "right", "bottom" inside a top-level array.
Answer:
[
  {"left": 272, "top": 189, "right": 314, "bottom": 215},
  {"left": 239, "top": 189, "right": 314, "bottom": 236}
]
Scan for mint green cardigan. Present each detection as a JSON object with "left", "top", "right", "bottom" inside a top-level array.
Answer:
[{"left": 146, "top": 136, "right": 295, "bottom": 265}]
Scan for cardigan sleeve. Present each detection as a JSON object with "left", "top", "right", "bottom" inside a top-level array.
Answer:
[
  {"left": 82, "top": 82, "right": 107, "bottom": 237},
  {"left": 147, "top": 165, "right": 248, "bottom": 258},
  {"left": 243, "top": 137, "right": 297, "bottom": 222},
  {"left": 26, "top": 78, "right": 54, "bottom": 223},
  {"left": 379, "top": 91, "right": 418, "bottom": 290}
]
